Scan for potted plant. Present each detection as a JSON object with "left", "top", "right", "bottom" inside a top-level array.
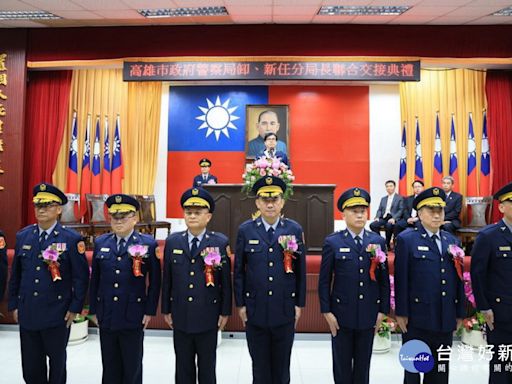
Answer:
[
  {"left": 373, "top": 316, "right": 395, "bottom": 353},
  {"left": 457, "top": 272, "right": 487, "bottom": 347},
  {"left": 68, "top": 306, "right": 90, "bottom": 345}
]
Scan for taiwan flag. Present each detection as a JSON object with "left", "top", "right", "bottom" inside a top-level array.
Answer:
[
  {"left": 449, "top": 115, "right": 459, "bottom": 191},
  {"left": 101, "top": 115, "right": 111, "bottom": 195},
  {"left": 398, "top": 122, "right": 407, "bottom": 195},
  {"left": 466, "top": 113, "right": 478, "bottom": 196},
  {"left": 66, "top": 111, "right": 79, "bottom": 194},
  {"left": 480, "top": 111, "right": 491, "bottom": 196},
  {"left": 414, "top": 118, "right": 424, "bottom": 182},
  {"left": 79, "top": 114, "right": 92, "bottom": 218},
  {"left": 432, "top": 113, "right": 443, "bottom": 187},
  {"left": 91, "top": 116, "right": 101, "bottom": 194},
  {"left": 111, "top": 115, "right": 123, "bottom": 194}
]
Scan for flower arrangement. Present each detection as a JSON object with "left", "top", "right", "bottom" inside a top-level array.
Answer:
[
  {"left": 457, "top": 272, "right": 486, "bottom": 337},
  {"left": 366, "top": 244, "right": 386, "bottom": 282},
  {"left": 448, "top": 244, "right": 465, "bottom": 280},
  {"left": 278, "top": 235, "right": 298, "bottom": 273},
  {"left": 201, "top": 247, "right": 223, "bottom": 287},
  {"left": 128, "top": 244, "right": 149, "bottom": 277},
  {"left": 377, "top": 316, "right": 397, "bottom": 338},
  {"left": 42, "top": 243, "right": 66, "bottom": 282},
  {"left": 242, "top": 156, "right": 295, "bottom": 199}
]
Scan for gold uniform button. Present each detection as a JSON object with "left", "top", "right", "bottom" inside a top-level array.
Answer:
[
  {"left": 34, "top": 279, "right": 39, "bottom": 283},
  {"left": 455, "top": 299, "right": 459, "bottom": 304},
  {"left": 269, "top": 248, "right": 273, "bottom": 252},
  {"left": 137, "top": 298, "right": 142, "bottom": 302},
  {"left": 33, "top": 292, "right": 38, "bottom": 297},
  {"left": 113, "top": 296, "right": 119, "bottom": 301},
  {"left": 377, "top": 299, "right": 381, "bottom": 304},
  {"left": 359, "top": 294, "right": 364, "bottom": 300},
  {"left": 442, "top": 280, "right": 446, "bottom": 285},
  {"left": 440, "top": 258, "right": 444, "bottom": 262},
  {"left": 188, "top": 297, "right": 193, "bottom": 302},
  {"left": 422, "top": 255, "right": 426, "bottom": 259},
  {"left": 246, "top": 292, "right": 250, "bottom": 297},
  {"left": 441, "top": 268, "right": 445, "bottom": 273},
  {"left": 117, "top": 257, "right": 122, "bottom": 261},
  {"left": 268, "top": 276, "right": 273, "bottom": 281},
  {"left": 115, "top": 270, "right": 121, "bottom": 274},
  {"left": 336, "top": 298, "right": 340, "bottom": 303},
  {"left": 213, "top": 299, "right": 217, "bottom": 304},
  {"left": 268, "top": 290, "right": 273, "bottom": 296},
  {"left": 415, "top": 298, "right": 419, "bottom": 303},
  {"left": 496, "top": 298, "right": 501, "bottom": 303},
  {"left": 359, "top": 282, "right": 364, "bottom": 287},
  {"left": 114, "top": 283, "right": 119, "bottom": 288},
  {"left": 189, "top": 284, "right": 194, "bottom": 289},
  {"left": 342, "top": 256, "right": 346, "bottom": 260},
  {"left": 58, "top": 295, "right": 62, "bottom": 300},
  {"left": 36, "top": 266, "right": 41, "bottom": 271},
  {"left": 359, "top": 257, "right": 363, "bottom": 261},
  {"left": 359, "top": 268, "right": 364, "bottom": 274},
  {"left": 291, "top": 292, "right": 296, "bottom": 297},
  {"left": 251, "top": 249, "right": 254, "bottom": 252},
  {"left": 442, "top": 291, "right": 446, "bottom": 296},
  {"left": 269, "top": 262, "right": 274, "bottom": 267},
  {"left": 190, "top": 271, "right": 195, "bottom": 276},
  {"left": 191, "top": 259, "right": 196, "bottom": 264}
]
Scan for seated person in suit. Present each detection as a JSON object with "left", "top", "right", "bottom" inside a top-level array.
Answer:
[
  {"left": 258, "top": 132, "right": 289, "bottom": 166},
  {"left": 441, "top": 176, "right": 462, "bottom": 234},
  {"left": 192, "top": 158, "right": 218, "bottom": 188},
  {"left": 394, "top": 180, "right": 424, "bottom": 238},
  {"left": 369, "top": 180, "right": 404, "bottom": 249},
  {"left": 248, "top": 110, "right": 287, "bottom": 157}
]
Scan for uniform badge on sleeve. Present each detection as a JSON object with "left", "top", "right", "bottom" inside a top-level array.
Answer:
[{"left": 77, "top": 241, "right": 86, "bottom": 254}]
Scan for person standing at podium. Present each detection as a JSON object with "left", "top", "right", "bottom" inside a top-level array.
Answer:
[
  {"left": 193, "top": 158, "right": 218, "bottom": 188},
  {"left": 234, "top": 176, "right": 306, "bottom": 384}
]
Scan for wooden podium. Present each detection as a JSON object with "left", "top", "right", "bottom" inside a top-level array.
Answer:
[{"left": 203, "top": 184, "right": 335, "bottom": 254}]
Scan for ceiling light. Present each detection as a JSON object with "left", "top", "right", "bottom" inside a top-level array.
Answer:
[
  {"left": 318, "top": 5, "right": 410, "bottom": 16},
  {"left": 492, "top": 6, "right": 512, "bottom": 16},
  {"left": 138, "top": 7, "right": 228, "bottom": 18},
  {"left": 0, "top": 11, "right": 60, "bottom": 20}
]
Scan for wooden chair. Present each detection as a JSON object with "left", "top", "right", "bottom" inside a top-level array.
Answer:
[
  {"left": 136, "top": 195, "right": 171, "bottom": 237},
  {"left": 85, "top": 194, "right": 111, "bottom": 242},
  {"left": 60, "top": 193, "right": 92, "bottom": 245}
]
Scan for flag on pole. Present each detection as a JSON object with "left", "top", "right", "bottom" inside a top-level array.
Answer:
[
  {"left": 398, "top": 122, "right": 407, "bottom": 195},
  {"left": 79, "top": 114, "right": 92, "bottom": 218},
  {"left": 66, "top": 111, "right": 79, "bottom": 194},
  {"left": 480, "top": 111, "right": 491, "bottom": 196},
  {"left": 449, "top": 114, "right": 459, "bottom": 191},
  {"left": 414, "top": 118, "right": 424, "bottom": 181},
  {"left": 111, "top": 115, "right": 123, "bottom": 194},
  {"left": 433, "top": 112, "right": 443, "bottom": 186},
  {"left": 101, "top": 115, "right": 111, "bottom": 195},
  {"left": 91, "top": 116, "right": 101, "bottom": 194},
  {"left": 466, "top": 113, "right": 478, "bottom": 196}
]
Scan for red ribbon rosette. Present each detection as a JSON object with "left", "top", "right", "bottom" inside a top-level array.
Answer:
[
  {"left": 202, "top": 248, "right": 222, "bottom": 287},
  {"left": 278, "top": 235, "right": 298, "bottom": 274},
  {"left": 283, "top": 250, "right": 295, "bottom": 274},
  {"left": 128, "top": 245, "right": 149, "bottom": 278},
  {"left": 42, "top": 247, "right": 62, "bottom": 282},
  {"left": 448, "top": 244, "right": 464, "bottom": 280},
  {"left": 366, "top": 244, "right": 386, "bottom": 282}
]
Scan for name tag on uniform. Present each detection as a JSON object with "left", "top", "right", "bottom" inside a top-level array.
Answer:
[
  {"left": 100, "top": 247, "right": 110, "bottom": 252},
  {"left": 22, "top": 245, "right": 32, "bottom": 250},
  {"left": 173, "top": 249, "right": 184, "bottom": 254},
  {"left": 499, "top": 246, "right": 511, "bottom": 251},
  {"left": 339, "top": 248, "right": 351, "bottom": 252},
  {"left": 418, "top": 246, "right": 429, "bottom": 251},
  {"left": 249, "top": 240, "right": 259, "bottom": 244}
]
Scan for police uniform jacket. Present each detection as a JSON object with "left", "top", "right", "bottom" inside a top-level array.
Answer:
[
  {"left": 161, "top": 231, "right": 232, "bottom": 334},
  {"left": 394, "top": 225, "right": 465, "bottom": 333},
  {"left": 8, "top": 223, "right": 89, "bottom": 330},
  {"left": 319, "top": 229, "right": 390, "bottom": 330},
  {"left": 234, "top": 217, "right": 306, "bottom": 328},
  {"left": 193, "top": 174, "right": 218, "bottom": 188},
  {"left": 89, "top": 231, "right": 161, "bottom": 330},
  {"left": 471, "top": 220, "right": 512, "bottom": 331}
]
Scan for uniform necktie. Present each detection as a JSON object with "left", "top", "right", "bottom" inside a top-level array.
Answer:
[
  {"left": 431, "top": 234, "right": 441, "bottom": 253},
  {"left": 118, "top": 238, "right": 126, "bottom": 253},
  {"left": 268, "top": 227, "right": 274, "bottom": 242},
  {"left": 203, "top": 175, "right": 207, "bottom": 181},
  {"left": 191, "top": 237, "right": 199, "bottom": 254},
  {"left": 354, "top": 235, "right": 363, "bottom": 253},
  {"left": 39, "top": 231, "right": 47, "bottom": 246}
]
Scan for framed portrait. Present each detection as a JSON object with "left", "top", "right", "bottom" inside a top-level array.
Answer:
[{"left": 245, "top": 104, "right": 289, "bottom": 160}]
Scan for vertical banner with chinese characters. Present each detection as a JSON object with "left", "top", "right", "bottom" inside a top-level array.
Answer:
[{"left": 0, "top": 53, "right": 6, "bottom": 191}]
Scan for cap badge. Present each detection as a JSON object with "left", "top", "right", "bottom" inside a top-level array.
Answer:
[
  {"left": 192, "top": 188, "right": 199, "bottom": 196},
  {"left": 40, "top": 184, "right": 47, "bottom": 191},
  {"left": 433, "top": 188, "right": 440, "bottom": 196},
  {"left": 115, "top": 195, "right": 122, "bottom": 203},
  {"left": 265, "top": 177, "right": 273, "bottom": 185},
  {"left": 354, "top": 188, "right": 361, "bottom": 197}
]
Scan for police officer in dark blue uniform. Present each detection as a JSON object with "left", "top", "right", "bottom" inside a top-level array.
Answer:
[
  {"left": 162, "top": 187, "right": 232, "bottom": 384},
  {"left": 319, "top": 187, "right": 390, "bottom": 384},
  {"left": 471, "top": 181, "right": 512, "bottom": 384},
  {"left": 8, "top": 183, "right": 89, "bottom": 384},
  {"left": 89, "top": 194, "right": 161, "bottom": 384},
  {"left": 394, "top": 187, "right": 465, "bottom": 384},
  {"left": 234, "top": 176, "right": 306, "bottom": 384},
  {"left": 192, "top": 158, "right": 218, "bottom": 188},
  {"left": 0, "top": 230, "right": 7, "bottom": 303}
]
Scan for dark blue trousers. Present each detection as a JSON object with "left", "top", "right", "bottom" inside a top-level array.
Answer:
[
  {"left": 486, "top": 325, "right": 512, "bottom": 384},
  {"left": 332, "top": 326, "right": 374, "bottom": 384},
  {"left": 246, "top": 321, "right": 295, "bottom": 384},
  {"left": 99, "top": 327, "right": 144, "bottom": 384},
  {"left": 20, "top": 324, "right": 70, "bottom": 384},
  {"left": 370, "top": 218, "right": 395, "bottom": 247},
  {"left": 173, "top": 328, "right": 218, "bottom": 384},
  {"left": 402, "top": 326, "right": 453, "bottom": 384}
]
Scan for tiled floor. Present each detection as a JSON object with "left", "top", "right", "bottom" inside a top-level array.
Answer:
[{"left": 0, "top": 327, "right": 489, "bottom": 383}]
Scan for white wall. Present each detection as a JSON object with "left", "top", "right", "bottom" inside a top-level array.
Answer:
[{"left": 154, "top": 83, "right": 401, "bottom": 238}]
